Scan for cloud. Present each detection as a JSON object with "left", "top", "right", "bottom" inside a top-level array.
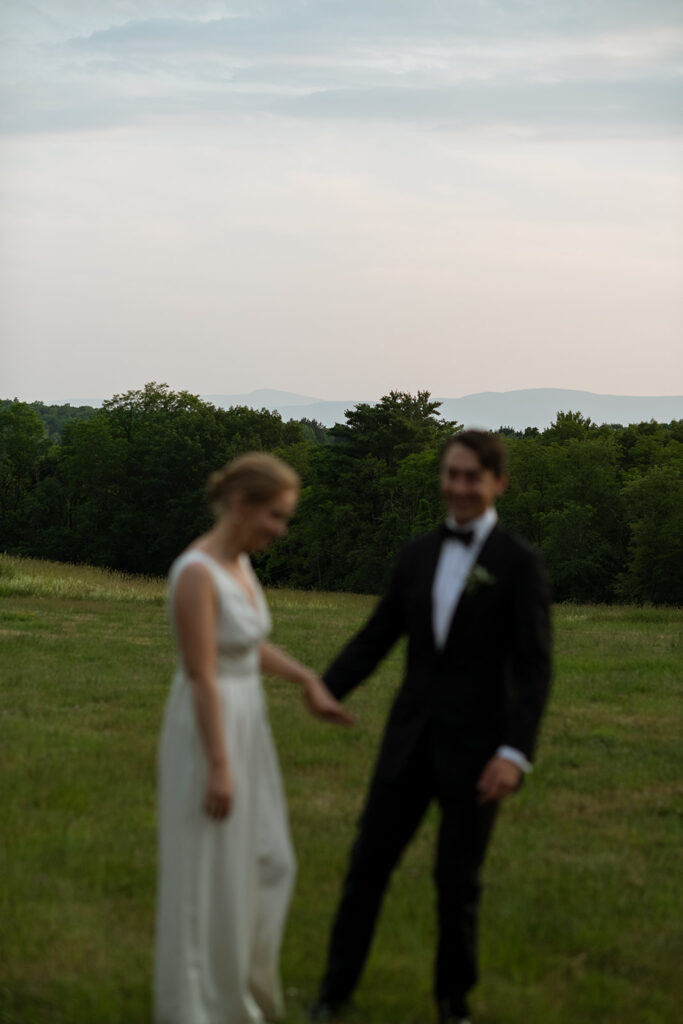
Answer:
[
  {"left": 273, "top": 76, "right": 682, "bottom": 131},
  {"left": 64, "top": 2, "right": 683, "bottom": 46},
  {"left": 1, "top": 2, "right": 682, "bottom": 135}
]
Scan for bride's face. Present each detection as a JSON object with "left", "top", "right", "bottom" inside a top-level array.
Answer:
[{"left": 240, "top": 487, "right": 298, "bottom": 552}]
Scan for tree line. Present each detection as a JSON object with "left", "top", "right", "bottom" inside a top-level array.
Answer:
[{"left": 1, "top": 384, "right": 681, "bottom": 604}]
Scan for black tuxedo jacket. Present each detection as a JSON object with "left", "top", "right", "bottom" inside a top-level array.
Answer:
[{"left": 324, "top": 524, "right": 552, "bottom": 787}]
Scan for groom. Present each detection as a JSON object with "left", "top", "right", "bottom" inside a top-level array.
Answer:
[{"left": 310, "top": 430, "right": 552, "bottom": 1024}]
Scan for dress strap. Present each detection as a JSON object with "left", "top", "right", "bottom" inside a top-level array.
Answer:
[{"left": 168, "top": 550, "right": 223, "bottom": 592}]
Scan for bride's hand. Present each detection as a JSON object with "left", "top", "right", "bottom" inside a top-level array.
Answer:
[
  {"left": 204, "top": 760, "right": 234, "bottom": 820},
  {"left": 303, "top": 675, "right": 355, "bottom": 726}
]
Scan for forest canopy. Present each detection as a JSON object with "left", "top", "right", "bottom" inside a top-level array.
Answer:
[{"left": 1, "top": 384, "right": 681, "bottom": 604}]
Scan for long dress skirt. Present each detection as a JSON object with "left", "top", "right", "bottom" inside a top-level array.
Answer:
[{"left": 155, "top": 551, "right": 296, "bottom": 1024}]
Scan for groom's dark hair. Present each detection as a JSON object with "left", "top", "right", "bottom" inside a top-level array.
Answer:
[{"left": 441, "top": 430, "right": 508, "bottom": 478}]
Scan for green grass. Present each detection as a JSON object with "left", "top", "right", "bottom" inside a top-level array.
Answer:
[{"left": 0, "top": 554, "right": 681, "bottom": 1023}]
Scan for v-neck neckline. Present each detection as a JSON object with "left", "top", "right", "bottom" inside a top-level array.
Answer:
[{"left": 190, "top": 549, "right": 260, "bottom": 613}]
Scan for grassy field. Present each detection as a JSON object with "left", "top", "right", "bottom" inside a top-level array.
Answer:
[{"left": 0, "top": 554, "right": 681, "bottom": 1024}]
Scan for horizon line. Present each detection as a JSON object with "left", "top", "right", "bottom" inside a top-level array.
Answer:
[{"left": 4, "top": 385, "right": 683, "bottom": 406}]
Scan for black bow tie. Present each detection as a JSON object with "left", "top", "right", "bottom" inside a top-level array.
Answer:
[{"left": 441, "top": 523, "right": 475, "bottom": 546}]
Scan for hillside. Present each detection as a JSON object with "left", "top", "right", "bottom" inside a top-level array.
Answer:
[{"left": 203, "top": 388, "right": 683, "bottom": 429}]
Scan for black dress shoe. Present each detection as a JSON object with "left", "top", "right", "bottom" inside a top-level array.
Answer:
[
  {"left": 438, "top": 998, "right": 471, "bottom": 1024},
  {"left": 308, "top": 997, "right": 348, "bottom": 1021}
]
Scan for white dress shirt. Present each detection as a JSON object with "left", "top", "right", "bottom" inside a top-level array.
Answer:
[{"left": 431, "top": 505, "right": 532, "bottom": 774}]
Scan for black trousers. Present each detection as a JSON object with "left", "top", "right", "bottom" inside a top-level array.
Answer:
[{"left": 318, "top": 731, "right": 499, "bottom": 1012}]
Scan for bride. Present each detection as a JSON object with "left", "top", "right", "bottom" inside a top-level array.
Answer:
[{"left": 155, "top": 452, "right": 352, "bottom": 1023}]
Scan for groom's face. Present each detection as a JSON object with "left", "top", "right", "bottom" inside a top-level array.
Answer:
[{"left": 440, "top": 443, "right": 507, "bottom": 524}]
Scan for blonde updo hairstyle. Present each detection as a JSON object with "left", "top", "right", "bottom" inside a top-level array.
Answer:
[{"left": 207, "top": 452, "right": 300, "bottom": 515}]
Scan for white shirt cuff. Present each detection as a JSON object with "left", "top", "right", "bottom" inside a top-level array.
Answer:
[{"left": 496, "top": 745, "right": 533, "bottom": 774}]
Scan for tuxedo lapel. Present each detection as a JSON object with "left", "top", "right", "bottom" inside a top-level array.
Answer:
[
  {"left": 472, "top": 523, "right": 506, "bottom": 575},
  {"left": 417, "top": 529, "right": 443, "bottom": 653},
  {"left": 441, "top": 524, "right": 506, "bottom": 650}
]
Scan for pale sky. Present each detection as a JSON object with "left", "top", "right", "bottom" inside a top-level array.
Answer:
[{"left": 1, "top": 1, "right": 682, "bottom": 403}]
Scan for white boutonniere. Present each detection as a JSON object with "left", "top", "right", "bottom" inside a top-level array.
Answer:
[{"left": 465, "top": 563, "right": 497, "bottom": 595}]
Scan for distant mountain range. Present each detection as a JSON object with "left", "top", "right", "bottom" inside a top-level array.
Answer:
[{"left": 202, "top": 388, "right": 683, "bottom": 431}]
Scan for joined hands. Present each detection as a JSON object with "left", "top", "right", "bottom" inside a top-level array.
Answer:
[{"left": 302, "top": 675, "right": 355, "bottom": 726}]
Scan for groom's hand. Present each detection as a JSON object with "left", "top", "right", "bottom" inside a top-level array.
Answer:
[{"left": 476, "top": 755, "right": 522, "bottom": 804}]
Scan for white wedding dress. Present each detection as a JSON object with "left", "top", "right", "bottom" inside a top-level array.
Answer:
[{"left": 155, "top": 549, "right": 296, "bottom": 1024}]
